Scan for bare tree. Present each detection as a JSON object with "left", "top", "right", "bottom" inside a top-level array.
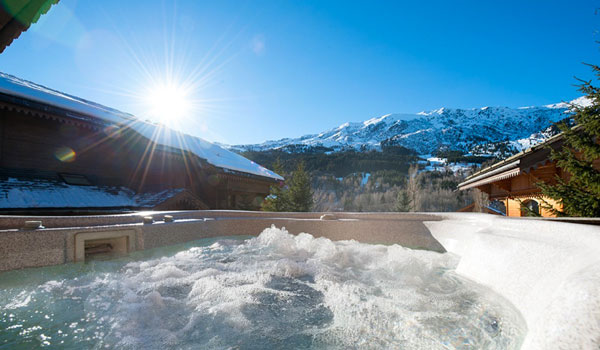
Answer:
[
  {"left": 472, "top": 188, "right": 489, "bottom": 213},
  {"left": 406, "top": 164, "right": 421, "bottom": 211}
]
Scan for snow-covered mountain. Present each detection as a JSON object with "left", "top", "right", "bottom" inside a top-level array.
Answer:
[{"left": 233, "top": 97, "right": 589, "bottom": 157}]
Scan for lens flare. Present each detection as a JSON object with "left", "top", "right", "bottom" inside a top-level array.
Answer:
[{"left": 54, "top": 146, "right": 76, "bottom": 162}]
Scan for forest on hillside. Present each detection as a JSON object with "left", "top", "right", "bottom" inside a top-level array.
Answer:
[
  {"left": 240, "top": 147, "right": 494, "bottom": 212},
  {"left": 240, "top": 146, "right": 491, "bottom": 177},
  {"left": 309, "top": 169, "right": 478, "bottom": 212},
  {"left": 240, "top": 146, "right": 418, "bottom": 177}
]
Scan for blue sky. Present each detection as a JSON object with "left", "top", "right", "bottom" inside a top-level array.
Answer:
[{"left": 0, "top": 0, "right": 598, "bottom": 144}]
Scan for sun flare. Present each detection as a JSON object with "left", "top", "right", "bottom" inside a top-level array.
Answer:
[{"left": 144, "top": 82, "right": 192, "bottom": 125}]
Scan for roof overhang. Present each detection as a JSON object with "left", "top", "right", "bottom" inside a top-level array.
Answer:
[
  {"left": 0, "top": 0, "right": 59, "bottom": 53},
  {"left": 458, "top": 124, "right": 577, "bottom": 190},
  {"left": 458, "top": 160, "right": 521, "bottom": 190},
  {"left": 0, "top": 71, "right": 284, "bottom": 182}
]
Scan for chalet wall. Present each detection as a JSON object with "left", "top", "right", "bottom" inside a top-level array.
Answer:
[
  {"left": 540, "top": 197, "right": 562, "bottom": 217},
  {"left": 480, "top": 162, "right": 568, "bottom": 217},
  {"left": 0, "top": 107, "right": 274, "bottom": 210},
  {"left": 505, "top": 196, "right": 562, "bottom": 218},
  {"left": 0, "top": 110, "right": 207, "bottom": 191},
  {"left": 510, "top": 174, "right": 531, "bottom": 192},
  {"left": 489, "top": 181, "right": 509, "bottom": 198},
  {"left": 467, "top": 129, "right": 599, "bottom": 218},
  {"left": 509, "top": 164, "right": 557, "bottom": 194},
  {"left": 200, "top": 173, "right": 273, "bottom": 209}
]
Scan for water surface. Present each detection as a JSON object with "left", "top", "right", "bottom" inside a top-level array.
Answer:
[{"left": 0, "top": 226, "right": 525, "bottom": 349}]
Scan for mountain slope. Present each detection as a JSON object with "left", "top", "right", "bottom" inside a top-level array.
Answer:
[{"left": 233, "top": 97, "right": 589, "bottom": 157}]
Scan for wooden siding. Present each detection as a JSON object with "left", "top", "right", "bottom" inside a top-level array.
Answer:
[
  {"left": 466, "top": 127, "right": 599, "bottom": 218},
  {"left": 0, "top": 105, "right": 274, "bottom": 210},
  {"left": 478, "top": 163, "right": 581, "bottom": 217},
  {"left": 505, "top": 196, "right": 562, "bottom": 218},
  {"left": 0, "top": 109, "right": 202, "bottom": 189}
]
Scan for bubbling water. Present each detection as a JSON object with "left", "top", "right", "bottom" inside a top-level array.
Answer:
[{"left": 0, "top": 226, "right": 526, "bottom": 349}]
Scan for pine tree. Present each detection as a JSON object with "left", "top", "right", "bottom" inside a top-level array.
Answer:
[
  {"left": 537, "top": 64, "right": 600, "bottom": 217},
  {"left": 261, "top": 158, "right": 290, "bottom": 211},
  {"left": 395, "top": 190, "right": 412, "bottom": 212},
  {"left": 287, "top": 161, "right": 314, "bottom": 212},
  {"left": 261, "top": 160, "right": 314, "bottom": 212}
]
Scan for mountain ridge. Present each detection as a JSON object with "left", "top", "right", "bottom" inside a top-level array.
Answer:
[{"left": 231, "top": 97, "right": 589, "bottom": 158}]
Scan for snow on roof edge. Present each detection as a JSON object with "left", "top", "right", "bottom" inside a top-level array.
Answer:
[
  {"left": 128, "top": 121, "right": 283, "bottom": 180},
  {"left": 0, "top": 178, "right": 191, "bottom": 209}
]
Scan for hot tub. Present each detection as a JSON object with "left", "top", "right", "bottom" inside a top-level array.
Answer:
[{"left": 0, "top": 211, "right": 598, "bottom": 349}]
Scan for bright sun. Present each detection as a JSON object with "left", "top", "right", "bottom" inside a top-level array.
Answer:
[{"left": 145, "top": 83, "right": 192, "bottom": 125}]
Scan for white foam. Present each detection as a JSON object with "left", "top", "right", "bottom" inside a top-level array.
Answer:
[{"left": 0, "top": 227, "right": 525, "bottom": 349}]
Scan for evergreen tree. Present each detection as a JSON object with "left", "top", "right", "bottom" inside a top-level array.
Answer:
[
  {"left": 261, "top": 158, "right": 290, "bottom": 211},
  {"left": 537, "top": 64, "right": 600, "bottom": 217},
  {"left": 395, "top": 190, "right": 412, "bottom": 212},
  {"left": 287, "top": 161, "right": 314, "bottom": 212},
  {"left": 261, "top": 159, "right": 314, "bottom": 212}
]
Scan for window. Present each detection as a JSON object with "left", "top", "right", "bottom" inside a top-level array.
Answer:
[
  {"left": 59, "top": 173, "right": 92, "bottom": 186},
  {"left": 521, "top": 199, "right": 540, "bottom": 216}
]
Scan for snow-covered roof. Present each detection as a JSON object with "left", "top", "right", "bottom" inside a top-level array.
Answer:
[
  {"left": 129, "top": 122, "right": 283, "bottom": 180},
  {"left": 0, "top": 72, "right": 283, "bottom": 181},
  {"left": 0, "top": 177, "right": 189, "bottom": 209},
  {"left": 133, "top": 188, "right": 187, "bottom": 207},
  {"left": 0, "top": 178, "right": 134, "bottom": 208}
]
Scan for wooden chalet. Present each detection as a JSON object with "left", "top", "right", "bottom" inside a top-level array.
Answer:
[
  {"left": 0, "top": 2, "right": 281, "bottom": 213},
  {"left": 458, "top": 127, "right": 600, "bottom": 217},
  {"left": 0, "top": 73, "right": 282, "bottom": 212}
]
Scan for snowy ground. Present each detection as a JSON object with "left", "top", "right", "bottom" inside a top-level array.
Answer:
[{"left": 427, "top": 213, "right": 600, "bottom": 350}]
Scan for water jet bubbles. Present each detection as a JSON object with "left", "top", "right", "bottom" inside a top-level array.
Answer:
[
  {"left": 0, "top": 230, "right": 525, "bottom": 349},
  {"left": 54, "top": 147, "right": 76, "bottom": 163}
]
